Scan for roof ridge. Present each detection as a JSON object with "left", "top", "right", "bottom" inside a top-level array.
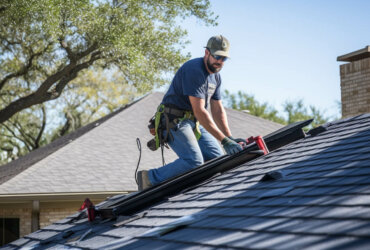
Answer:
[
  {"left": 326, "top": 113, "right": 370, "bottom": 127},
  {"left": 225, "top": 108, "right": 284, "bottom": 126}
]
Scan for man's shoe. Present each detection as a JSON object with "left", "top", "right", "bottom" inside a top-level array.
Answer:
[{"left": 137, "top": 170, "right": 152, "bottom": 191}]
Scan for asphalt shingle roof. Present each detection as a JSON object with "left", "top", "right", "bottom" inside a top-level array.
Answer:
[
  {"left": 0, "top": 92, "right": 282, "bottom": 194},
  {"left": 5, "top": 113, "right": 370, "bottom": 249}
]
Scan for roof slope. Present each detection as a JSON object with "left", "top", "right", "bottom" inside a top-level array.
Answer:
[
  {"left": 7, "top": 113, "right": 370, "bottom": 249},
  {"left": 0, "top": 92, "right": 282, "bottom": 194},
  {"left": 0, "top": 103, "right": 125, "bottom": 185}
]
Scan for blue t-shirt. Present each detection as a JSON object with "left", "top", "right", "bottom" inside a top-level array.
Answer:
[{"left": 162, "top": 57, "right": 222, "bottom": 110}]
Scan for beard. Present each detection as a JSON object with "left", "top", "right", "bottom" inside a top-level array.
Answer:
[{"left": 207, "top": 55, "right": 222, "bottom": 73}]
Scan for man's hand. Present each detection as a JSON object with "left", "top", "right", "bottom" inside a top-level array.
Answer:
[
  {"left": 228, "top": 136, "right": 247, "bottom": 148},
  {"left": 221, "top": 137, "right": 243, "bottom": 155}
]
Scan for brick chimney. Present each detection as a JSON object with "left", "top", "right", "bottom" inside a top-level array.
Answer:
[{"left": 337, "top": 46, "right": 370, "bottom": 118}]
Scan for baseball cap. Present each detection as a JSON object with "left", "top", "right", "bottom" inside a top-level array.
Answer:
[{"left": 205, "top": 35, "right": 230, "bottom": 58}]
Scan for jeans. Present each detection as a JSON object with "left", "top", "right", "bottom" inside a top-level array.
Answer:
[{"left": 148, "top": 119, "right": 224, "bottom": 185}]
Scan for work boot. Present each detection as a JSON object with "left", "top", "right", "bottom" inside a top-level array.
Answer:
[{"left": 137, "top": 170, "right": 152, "bottom": 191}]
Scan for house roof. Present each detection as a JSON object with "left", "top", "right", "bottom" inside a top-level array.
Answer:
[
  {"left": 7, "top": 113, "right": 370, "bottom": 249},
  {"left": 0, "top": 92, "right": 282, "bottom": 195}
]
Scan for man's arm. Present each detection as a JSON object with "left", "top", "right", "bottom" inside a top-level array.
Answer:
[
  {"left": 189, "top": 96, "right": 226, "bottom": 141},
  {"left": 210, "top": 99, "right": 232, "bottom": 137},
  {"left": 189, "top": 96, "right": 243, "bottom": 155}
]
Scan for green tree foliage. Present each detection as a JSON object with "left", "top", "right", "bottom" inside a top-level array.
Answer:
[
  {"left": 0, "top": 0, "right": 217, "bottom": 123},
  {"left": 0, "top": 105, "right": 48, "bottom": 162},
  {"left": 0, "top": 67, "right": 139, "bottom": 164},
  {"left": 49, "top": 68, "right": 140, "bottom": 139},
  {"left": 223, "top": 90, "right": 333, "bottom": 128},
  {"left": 223, "top": 90, "right": 286, "bottom": 124},
  {"left": 283, "top": 100, "right": 329, "bottom": 128},
  {"left": 0, "top": 0, "right": 217, "bottom": 164}
]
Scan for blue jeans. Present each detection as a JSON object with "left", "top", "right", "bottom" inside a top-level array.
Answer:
[{"left": 148, "top": 119, "right": 224, "bottom": 185}]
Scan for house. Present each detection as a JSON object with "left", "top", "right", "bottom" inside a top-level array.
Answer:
[
  {"left": 0, "top": 92, "right": 282, "bottom": 244},
  {"left": 3, "top": 46, "right": 370, "bottom": 249},
  {"left": 4, "top": 112, "right": 370, "bottom": 249}
]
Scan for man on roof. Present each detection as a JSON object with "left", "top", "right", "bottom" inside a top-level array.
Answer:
[{"left": 138, "top": 35, "right": 243, "bottom": 190}]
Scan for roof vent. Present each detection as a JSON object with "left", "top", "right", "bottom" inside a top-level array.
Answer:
[{"left": 260, "top": 170, "right": 285, "bottom": 182}]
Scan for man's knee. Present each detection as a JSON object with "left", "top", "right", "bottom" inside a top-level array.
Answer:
[
  {"left": 183, "top": 151, "right": 204, "bottom": 169},
  {"left": 210, "top": 146, "right": 224, "bottom": 158}
]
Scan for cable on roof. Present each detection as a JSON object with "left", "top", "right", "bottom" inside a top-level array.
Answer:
[
  {"left": 161, "top": 143, "right": 166, "bottom": 166},
  {"left": 135, "top": 138, "right": 142, "bottom": 185}
]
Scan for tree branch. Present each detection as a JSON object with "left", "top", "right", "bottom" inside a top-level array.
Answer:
[
  {"left": 76, "top": 43, "right": 98, "bottom": 60},
  {"left": 0, "top": 51, "right": 41, "bottom": 91},
  {"left": 0, "top": 35, "right": 22, "bottom": 52},
  {"left": 59, "top": 38, "right": 77, "bottom": 62},
  {"left": 0, "top": 42, "right": 53, "bottom": 92},
  {"left": 0, "top": 6, "right": 7, "bottom": 14},
  {"left": 34, "top": 105, "right": 46, "bottom": 148},
  {"left": 58, "top": 114, "right": 71, "bottom": 137},
  {"left": 52, "top": 52, "right": 102, "bottom": 99},
  {"left": 0, "top": 53, "right": 102, "bottom": 124},
  {"left": 1, "top": 122, "right": 33, "bottom": 151},
  {"left": 9, "top": 120, "right": 35, "bottom": 150},
  {"left": 35, "top": 44, "right": 100, "bottom": 95}
]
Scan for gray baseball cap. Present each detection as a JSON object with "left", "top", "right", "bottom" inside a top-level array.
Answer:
[{"left": 205, "top": 35, "right": 230, "bottom": 57}]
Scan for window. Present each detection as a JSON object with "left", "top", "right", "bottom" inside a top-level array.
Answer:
[{"left": 0, "top": 218, "right": 20, "bottom": 246}]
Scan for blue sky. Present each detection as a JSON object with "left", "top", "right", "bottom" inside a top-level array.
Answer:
[{"left": 179, "top": 0, "right": 370, "bottom": 119}]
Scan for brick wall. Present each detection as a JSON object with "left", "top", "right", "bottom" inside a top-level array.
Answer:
[
  {"left": 0, "top": 208, "right": 32, "bottom": 237},
  {"left": 1, "top": 204, "right": 79, "bottom": 238},
  {"left": 39, "top": 207, "right": 78, "bottom": 229},
  {"left": 340, "top": 57, "right": 370, "bottom": 117},
  {"left": 0, "top": 196, "right": 109, "bottom": 244}
]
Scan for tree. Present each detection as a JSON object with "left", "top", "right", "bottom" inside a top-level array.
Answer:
[
  {"left": 223, "top": 90, "right": 286, "bottom": 124},
  {"left": 49, "top": 67, "right": 140, "bottom": 139},
  {"left": 0, "top": 105, "right": 48, "bottom": 163},
  {"left": 0, "top": 0, "right": 217, "bottom": 124},
  {"left": 0, "top": 0, "right": 217, "bottom": 164},
  {"left": 223, "top": 90, "right": 333, "bottom": 128},
  {"left": 0, "top": 67, "right": 140, "bottom": 164},
  {"left": 283, "top": 100, "right": 329, "bottom": 128}
]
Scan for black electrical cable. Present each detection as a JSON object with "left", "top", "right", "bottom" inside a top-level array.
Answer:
[
  {"left": 135, "top": 138, "right": 141, "bottom": 185},
  {"left": 161, "top": 144, "right": 166, "bottom": 166}
]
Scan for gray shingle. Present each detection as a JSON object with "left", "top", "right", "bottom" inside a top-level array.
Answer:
[
  {"left": 103, "top": 226, "right": 152, "bottom": 238},
  {"left": 6, "top": 113, "right": 370, "bottom": 249}
]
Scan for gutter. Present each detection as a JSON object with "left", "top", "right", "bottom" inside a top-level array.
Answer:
[{"left": 0, "top": 191, "right": 129, "bottom": 202}]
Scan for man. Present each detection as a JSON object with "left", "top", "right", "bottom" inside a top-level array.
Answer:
[{"left": 138, "top": 35, "right": 243, "bottom": 191}]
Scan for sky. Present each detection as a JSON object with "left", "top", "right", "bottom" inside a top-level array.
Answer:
[{"left": 177, "top": 0, "right": 370, "bottom": 119}]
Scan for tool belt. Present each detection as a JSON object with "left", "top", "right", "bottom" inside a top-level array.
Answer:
[{"left": 147, "top": 104, "right": 201, "bottom": 151}]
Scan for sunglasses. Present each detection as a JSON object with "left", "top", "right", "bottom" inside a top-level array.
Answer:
[
  {"left": 211, "top": 54, "right": 228, "bottom": 62},
  {"left": 207, "top": 49, "right": 228, "bottom": 62}
]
